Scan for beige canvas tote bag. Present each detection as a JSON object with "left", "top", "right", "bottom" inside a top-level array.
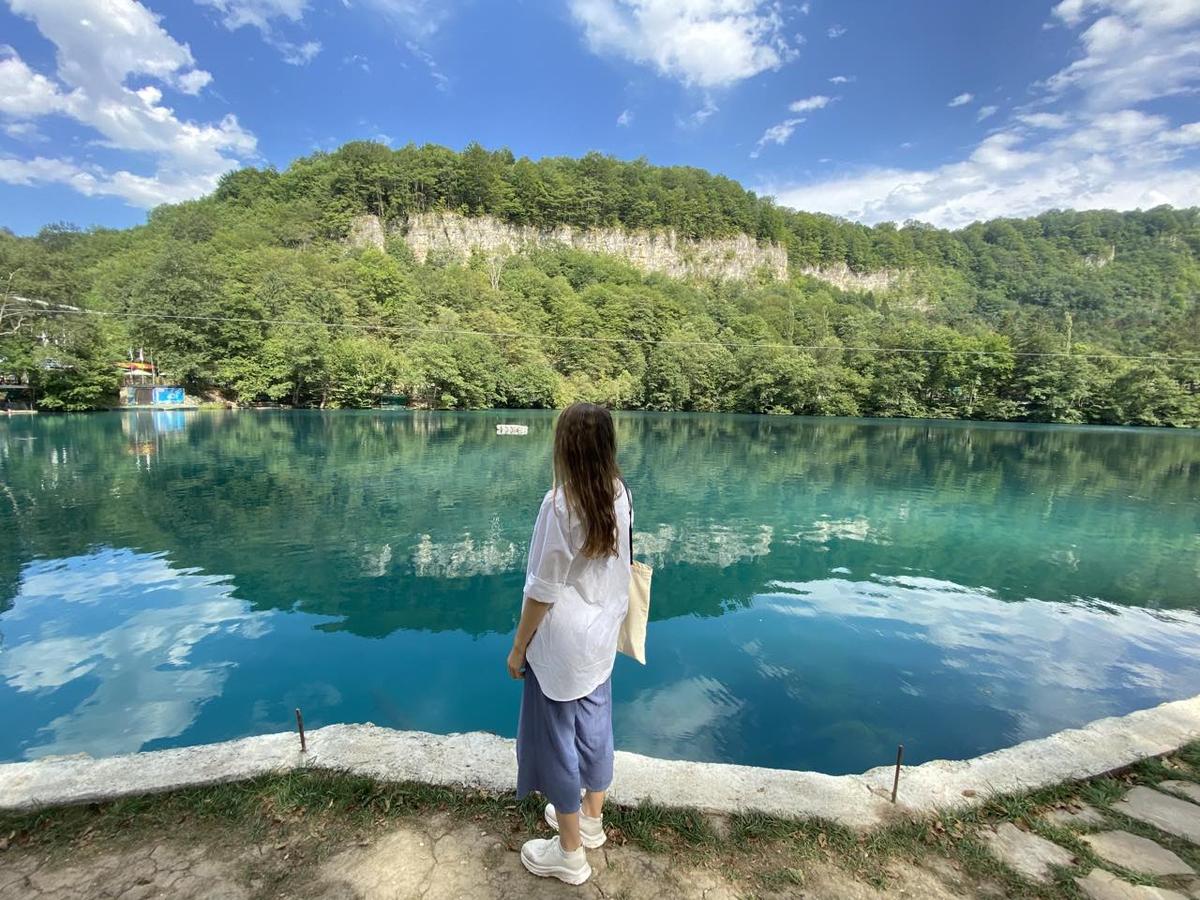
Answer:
[{"left": 617, "top": 480, "right": 651, "bottom": 664}]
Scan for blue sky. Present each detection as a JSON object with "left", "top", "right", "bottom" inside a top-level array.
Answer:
[{"left": 1, "top": 0, "right": 1198, "bottom": 235}]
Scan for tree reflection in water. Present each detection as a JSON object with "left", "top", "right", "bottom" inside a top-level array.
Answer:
[{"left": 0, "top": 411, "right": 1197, "bottom": 772}]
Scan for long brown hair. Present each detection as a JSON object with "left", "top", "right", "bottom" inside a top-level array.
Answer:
[{"left": 553, "top": 402, "right": 620, "bottom": 558}]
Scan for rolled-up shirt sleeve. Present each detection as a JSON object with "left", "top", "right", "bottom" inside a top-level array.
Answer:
[{"left": 524, "top": 493, "right": 575, "bottom": 604}]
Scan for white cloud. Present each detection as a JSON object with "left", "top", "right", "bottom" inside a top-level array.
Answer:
[
  {"left": 948, "top": 92, "right": 974, "bottom": 107},
  {"left": 751, "top": 94, "right": 832, "bottom": 156},
  {"left": 405, "top": 40, "right": 449, "bottom": 91},
  {"left": 767, "top": 121, "right": 1200, "bottom": 227},
  {"left": 568, "top": 0, "right": 796, "bottom": 88},
  {"left": 1018, "top": 112, "right": 1072, "bottom": 129},
  {"left": 0, "top": 0, "right": 255, "bottom": 207},
  {"left": 828, "top": 74, "right": 851, "bottom": 84},
  {"left": 0, "top": 156, "right": 97, "bottom": 192},
  {"left": 354, "top": 0, "right": 445, "bottom": 40},
  {"left": 0, "top": 50, "right": 66, "bottom": 117},
  {"left": 1164, "top": 122, "right": 1200, "bottom": 146},
  {"left": 826, "top": 24, "right": 846, "bottom": 38},
  {"left": 196, "top": 0, "right": 321, "bottom": 64},
  {"left": 680, "top": 94, "right": 719, "bottom": 127},
  {"left": 197, "top": 0, "right": 307, "bottom": 30},
  {"left": 176, "top": 68, "right": 214, "bottom": 94},
  {"left": 789, "top": 94, "right": 831, "bottom": 112},
  {"left": 617, "top": 108, "right": 633, "bottom": 126},
  {"left": 751, "top": 116, "right": 804, "bottom": 157},
  {"left": 977, "top": 104, "right": 999, "bottom": 121},
  {"left": 9, "top": 1, "right": 214, "bottom": 96},
  {"left": 279, "top": 39, "right": 322, "bottom": 65},
  {"left": 799, "top": 1, "right": 810, "bottom": 13},
  {"left": 1046, "top": 0, "right": 1200, "bottom": 107},
  {"left": 766, "top": 1, "right": 1200, "bottom": 226},
  {"left": 198, "top": 0, "right": 445, "bottom": 68},
  {"left": 3, "top": 120, "right": 46, "bottom": 141}
]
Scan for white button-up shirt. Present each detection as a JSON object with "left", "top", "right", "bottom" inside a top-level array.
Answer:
[{"left": 523, "top": 484, "right": 632, "bottom": 701}]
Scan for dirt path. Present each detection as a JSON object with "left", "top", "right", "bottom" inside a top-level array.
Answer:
[
  {"left": 8, "top": 748, "right": 1200, "bottom": 899},
  {"left": 0, "top": 813, "right": 977, "bottom": 900}
]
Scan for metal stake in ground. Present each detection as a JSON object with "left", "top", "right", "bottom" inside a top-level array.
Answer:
[
  {"left": 891, "top": 744, "right": 904, "bottom": 803},
  {"left": 295, "top": 708, "right": 306, "bottom": 753}
]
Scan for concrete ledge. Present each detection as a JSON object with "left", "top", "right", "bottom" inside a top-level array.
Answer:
[
  {"left": 862, "top": 693, "right": 1200, "bottom": 815},
  {"left": 0, "top": 731, "right": 303, "bottom": 810},
  {"left": 4, "top": 693, "right": 1200, "bottom": 830}
]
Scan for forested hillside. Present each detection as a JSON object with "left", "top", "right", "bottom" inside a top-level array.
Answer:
[{"left": 1, "top": 141, "right": 1198, "bottom": 425}]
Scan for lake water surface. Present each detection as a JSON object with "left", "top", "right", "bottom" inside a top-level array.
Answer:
[{"left": 1, "top": 410, "right": 1198, "bottom": 774}]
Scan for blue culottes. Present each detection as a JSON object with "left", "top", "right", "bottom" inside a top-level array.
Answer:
[{"left": 516, "top": 663, "right": 614, "bottom": 814}]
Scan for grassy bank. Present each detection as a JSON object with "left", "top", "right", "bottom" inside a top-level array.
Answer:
[{"left": 4, "top": 744, "right": 1200, "bottom": 898}]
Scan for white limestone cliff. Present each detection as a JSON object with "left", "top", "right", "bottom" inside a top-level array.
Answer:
[
  {"left": 349, "top": 212, "right": 788, "bottom": 282},
  {"left": 347, "top": 212, "right": 924, "bottom": 294}
]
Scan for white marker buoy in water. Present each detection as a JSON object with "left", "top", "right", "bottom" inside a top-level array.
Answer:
[{"left": 496, "top": 424, "right": 529, "bottom": 435}]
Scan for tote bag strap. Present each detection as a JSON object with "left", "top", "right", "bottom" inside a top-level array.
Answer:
[{"left": 619, "top": 477, "right": 633, "bottom": 561}]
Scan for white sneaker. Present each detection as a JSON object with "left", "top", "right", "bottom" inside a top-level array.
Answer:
[
  {"left": 544, "top": 803, "right": 607, "bottom": 848},
  {"left": 520, "top": 835, "right": 592, "bottom": 885}
]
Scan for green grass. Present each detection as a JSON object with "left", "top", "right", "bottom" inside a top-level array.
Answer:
[
  {"left": 604, "top": 802, "right": 716, "bottom": 851},
  {"left": 0, "top": 771, "right": 546, "bottom": 861},
  {"left": 756, "top": 865, "right": 806, "bottom": 890},
  {"left": 5, "top": 743, "right": 1200, "bottom": 897}
]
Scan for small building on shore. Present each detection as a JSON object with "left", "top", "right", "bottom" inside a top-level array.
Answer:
[
  {"left": 117, "top": 360, "right": 194, "bottom": 409},
  {"left": 0, "top": 378, "right": 36, "bottom": 414}
]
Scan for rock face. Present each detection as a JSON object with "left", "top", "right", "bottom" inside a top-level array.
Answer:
[
  {"left": 797, "top": 262, "right": 904, "bottom": 293},
  {"left": 347, "top": 212, "right": 931, "bottom": 292},
  {"left": 404, "top": 212, "right": 789, "bottom": 281},
  {"left": 348, "top": 214, "right": 386, "bottom": 251},
  {"left": 349, "top": 212, "right": 789, "bottom": 282},
  {"left": 1083, "top": 244, "right": 1116, "bottom": 268}
]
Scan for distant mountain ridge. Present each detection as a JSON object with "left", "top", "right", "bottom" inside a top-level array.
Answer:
[
  {"left": 208, "top": 141, "right": 1198, "bottom": 279},
  {"left": 1, "top": 140, "right": 1197, "bottom": 425}
]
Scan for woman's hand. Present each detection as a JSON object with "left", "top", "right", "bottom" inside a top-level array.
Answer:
[
  {"left": 507, "top": 643, "right": 526, "bottom": 680},
  {"left": 508, "top": 598, "right": 549, "bottom": 680}
]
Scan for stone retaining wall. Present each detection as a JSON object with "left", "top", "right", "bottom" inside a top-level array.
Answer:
[{"left": 4, "top": 693, "right": 1200, "bottom": 830}]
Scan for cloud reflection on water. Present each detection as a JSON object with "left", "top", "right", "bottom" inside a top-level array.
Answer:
[
  {"left": 760, "top": 574, "right": 1200, "bottom": 740},
  {"left": 616, "top": 675, "right": 744, "bottom": 761},
  {"left": 0, "top": 548, "right": 271, "bottom": 759}
]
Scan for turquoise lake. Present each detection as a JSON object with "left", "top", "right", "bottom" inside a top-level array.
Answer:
[{"left": 1, "top": 410, "right": 1198, "bottom": 774}]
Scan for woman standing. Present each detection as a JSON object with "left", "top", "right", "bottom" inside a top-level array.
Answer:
[{"left": 507, "top": 402, "right": 632, "bottom": 886}]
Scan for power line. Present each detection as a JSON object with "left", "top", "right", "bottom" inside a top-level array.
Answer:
[{"left": 10, "top": 302, "right": 1200, "bottom": 363}]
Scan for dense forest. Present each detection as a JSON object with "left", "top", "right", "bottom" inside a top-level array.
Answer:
[{"left": 1, "top": 140, "right": 1198, "bottom": 426}]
